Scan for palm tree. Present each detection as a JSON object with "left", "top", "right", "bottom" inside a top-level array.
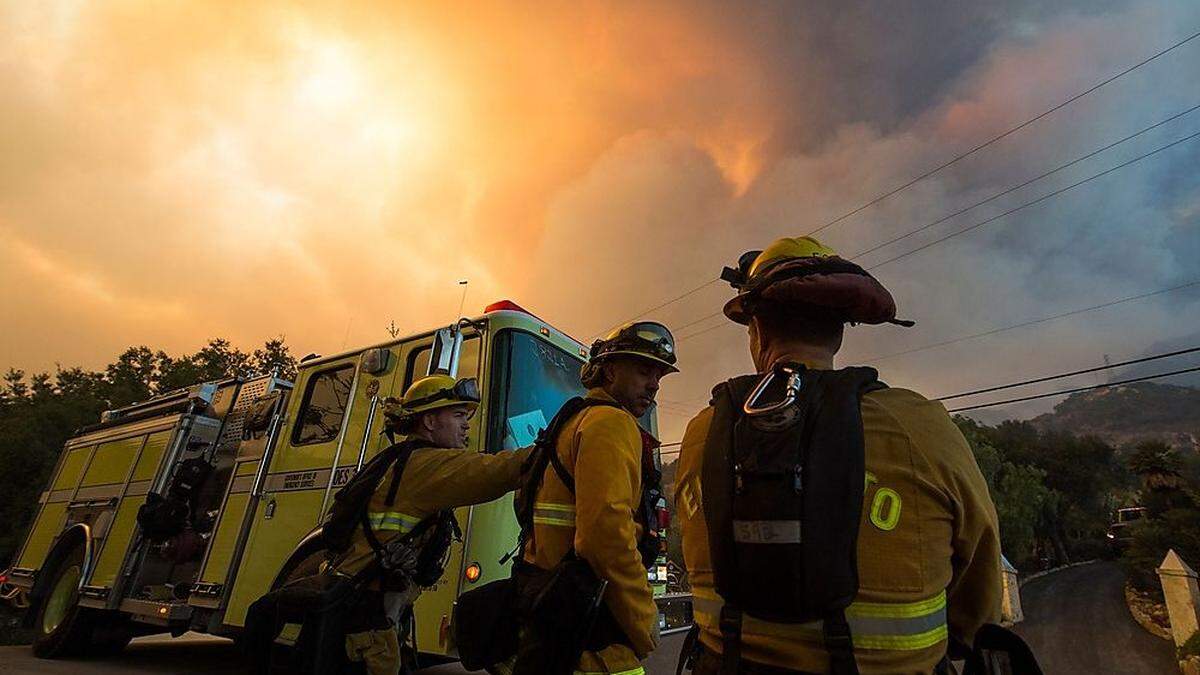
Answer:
[{"left": 1127, "top": 441, "right": 1186, "bottom": 491}]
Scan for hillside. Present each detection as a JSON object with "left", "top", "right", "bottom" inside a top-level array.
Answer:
[{"left": 1031, "top": 382, "right": 1200, "bottom": 452}]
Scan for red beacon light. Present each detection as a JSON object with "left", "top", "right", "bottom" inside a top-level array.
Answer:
[
  {"left": 483, "top": 299, "right": 531, "bottom": 315},
  {"left": 484, "top": 300, "right": 587, "bottom": 353}
]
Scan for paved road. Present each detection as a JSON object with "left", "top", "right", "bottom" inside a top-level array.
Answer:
[
  {"left": 1013, "top": 561, "right": 1175, "bottom": 675},
  {"left": 0, "top": 630, "right": 690, "bottom": 674},
  {"left": 0, "top": 562, "right": 1175, "bottom": 674}
]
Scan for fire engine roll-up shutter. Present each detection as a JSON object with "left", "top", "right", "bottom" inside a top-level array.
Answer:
[{"left": 690, "top": 588, "right": 948, "bottom": 652}]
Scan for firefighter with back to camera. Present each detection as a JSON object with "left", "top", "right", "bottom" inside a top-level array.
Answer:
[{"left": 673, "top": 236, "right": 1040, "bottom": 674}]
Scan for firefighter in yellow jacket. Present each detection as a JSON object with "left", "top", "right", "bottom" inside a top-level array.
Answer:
[
  {"left": 674, "top": 237, "right": 1003, "bottom": 674},
  {"left": 514, "top": 321, "right": 679, "bottom": 675},
  {"left": 330, "top": 374, "right": 532, "bottom": 675}
]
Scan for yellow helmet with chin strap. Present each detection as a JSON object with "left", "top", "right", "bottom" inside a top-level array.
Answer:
[{"left": 382, "top": 375, "right": 480, "bottom": 432}]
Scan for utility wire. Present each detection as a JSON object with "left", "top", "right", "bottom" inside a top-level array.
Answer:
[
  {"left": 677, "top": 125, "right": 1200, "bottom": 346},
  {"left": 806, "top": 29, "right": 1200, "bottom": 238},
  {"left": 936, "top": 346, "right": 1200, "bottom": 401},
  {"left": 589, "top": 279, "right": 722, "bottom": 340},
  {"left": 867, "top": 130, "right": 1200, "bottom": 270},
  {"left": 850, "top": 102, "right": 1200, "bottom": 260},
  {"left": 662, "top": 279, "right": 1200, "bottom": 407},
  {"left": 945, "top": 365, "right": 1200, "bottom": 413},
  {"left": 662, "top": 333, "right": 1200, "bottom": 403},
  {"left": 676, "top": 317, "right": 734, "bottom": 343},
  {"left": 675, "top": 310, "right": 728, "bottom": 336},
  {"left": 679, "top": 278, "right": 1200, "bottom": 363},
  {"left": 659, "top": 348, "right": 1200, "bottom": 443},
  {"left": 587, "top": 30, "right": 1200, "bottom": 341},
  {"left": 864, "top": 278, "right": 1200, "bottom": 363}
]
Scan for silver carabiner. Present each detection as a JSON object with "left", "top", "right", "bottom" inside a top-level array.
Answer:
[{"left": 743, "top": 364, "right": 804, "bottom": 416}]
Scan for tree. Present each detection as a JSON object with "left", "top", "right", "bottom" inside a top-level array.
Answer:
[
  {"left": 252, "top": 336, "right": 298, "bottom": 380},
  {"left": 956, "top": 416, "right": 1123, "bottom": 569}
]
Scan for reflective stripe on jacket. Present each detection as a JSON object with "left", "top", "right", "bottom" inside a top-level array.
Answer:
[
  {"left": 332, "top": 444, "right": 532, "bottom": 580},
  {"left": 675, "top": 373, "right": 1002, "bottom": 674},
  {"left": 521, "top": 388, "right": 659, "bottom": 673}
]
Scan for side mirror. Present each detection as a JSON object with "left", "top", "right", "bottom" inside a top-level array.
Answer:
[{"left": 428, "top": 325, "right": 465, "bottom": 376}]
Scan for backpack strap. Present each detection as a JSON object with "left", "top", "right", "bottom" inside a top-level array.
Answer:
[
  {"left": 702, "top": 367, "right": 881, "bottom": 675},
  {"left": 510, "top": 397, "right": 623, "bottom": 559},
  {"left": 546, "top": 440, "right": 577, "bottom": 494},
  {"left": 360, "top": 440, "right": 421, "bottom": 558}
]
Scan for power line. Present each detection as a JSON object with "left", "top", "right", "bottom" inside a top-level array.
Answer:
[
  {"left": 666, "top": 331, "right": 1200, "bottom": 409},
  {"left": 589, "top": 279, "right": 722, "bottom": 340},
  {"left": 677, "top": 126, "right": 1200, "bottom": 346},
  {"left": 945, "top": 365, "right": 1200, "bottom": 413},
  {"left": 936, "top": 346, "right": 1200, "bottom": 401},
  {"left": 676, "top": 278, "right": 1200, "bottom": 385},
  {"left": 675, "top": 311, "right": 729, "bottom": 339},
  {"left": 807, "top": 29, "right": 1200, "bottom": 238},
  {"left": 863, "top": 278, "right": 1200, "bottom": 363},
  {"left": 850, "top": 102, "right": 1200, "bottom": 260},
  {"left": 677, "top": 318, "right": 733, "bottom": 343},
  {"left": 587, "top": 29, "right": 1200, "bottom": 341},
  {"left": 867, "top": 129, "right": 1200, "bottom": 270},
  {"left": 658, "top": 358, "right": 1200, "bottom": 444}
]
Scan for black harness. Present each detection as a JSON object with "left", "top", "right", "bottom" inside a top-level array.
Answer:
[
  {"left": 512, "top": 396, "right": 666, "bottom": 569},
  {"left": 700, "top": 364, "right": 884, "bottom": 675}
]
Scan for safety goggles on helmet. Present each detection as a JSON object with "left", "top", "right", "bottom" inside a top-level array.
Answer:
[
  {"left": 403, "top": 377, "right": 481, "bottom": 410},
  {"left": 589, "top": 321, "right": 679, "bottom": 372}
]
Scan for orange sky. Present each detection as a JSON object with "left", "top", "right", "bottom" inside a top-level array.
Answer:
[
  {"left": 0, "top": 2, "right": 773, "bottom": 356},
  {"left": 3, "top": 1, "right": 1199, "bottom": 442}
]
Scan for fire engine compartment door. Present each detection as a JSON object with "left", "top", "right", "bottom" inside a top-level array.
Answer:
[
  {"left": 191, "top": 389, "right": 288, "bottom": 607},
  {"left": 15, "top": 416, "right": 182, "bottom": 592},
  {"left": 220, "top": 354, "right": 374, "bottom": 627}
]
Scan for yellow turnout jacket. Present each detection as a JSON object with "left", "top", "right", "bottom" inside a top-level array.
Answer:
[
  {"left": 675, "top": 368, "right": 1002, "bottom": 674},
  {"left": 521, "top": 388, "right": 659, "bottom": 675},
  {"left": 331, "top": 443, "right": 532, "bottom": 581}
]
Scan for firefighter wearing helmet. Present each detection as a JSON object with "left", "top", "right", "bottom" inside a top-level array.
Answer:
[
  {"left": 506, "top": 321, "right": 679, "bottom": 675},
  {"left": 672, "top": 237, "right": 1016, "bottom": 674},
  {"left": 327, "top": 374, "right": 533, "bottom": 674}
]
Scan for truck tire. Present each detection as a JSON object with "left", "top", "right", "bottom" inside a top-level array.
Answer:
[
  {"left": 31, "top": 543, "right": 96, "bottom": 658},
  {"left": 29, "top": 542, "right": 132, "bottom": 659}
]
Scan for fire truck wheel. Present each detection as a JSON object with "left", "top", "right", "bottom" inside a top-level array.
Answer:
[{"left": 32, "top": 543, "right": 97, "bottom": 658}]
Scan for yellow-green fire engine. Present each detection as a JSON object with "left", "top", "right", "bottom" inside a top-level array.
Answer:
[{"left": 4, "top": 302, "right": 686, "bottom": 660}]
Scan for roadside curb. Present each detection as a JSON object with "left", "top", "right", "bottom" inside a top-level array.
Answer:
[
  {"left": 1018, "top": 559, "right": 1099, "bottom": 589},
  {"left": 1123, "top": 581, "right": 1173, "bottom": 642}
]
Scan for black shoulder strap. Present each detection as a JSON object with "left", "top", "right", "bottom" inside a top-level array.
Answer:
[
  {"left": 360, "top": 440, "right": 421, "bottom": 556},
  {"left": 511, "top": 397, "right": 623, "bottom": 553},
  {"left": 801, "top": 367, "right": 880, "bottom": 613},
  {"left": 700, "top": 375, "right": 757, "bottom": 600}
]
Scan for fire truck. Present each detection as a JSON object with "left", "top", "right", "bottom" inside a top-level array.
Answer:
[{"left": 3, "top": 301, "right": 680, "bottom": 659}]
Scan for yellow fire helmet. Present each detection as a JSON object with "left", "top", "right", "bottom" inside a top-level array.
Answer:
[
  {"left": 386, "top": 375, "right": 481, "bottom": 421},
  {"left": 588, "top": 321, "right": 680, "bottom": 373},
  {"left": 721, "top": 236, "right": 913, "bottom": 327}
]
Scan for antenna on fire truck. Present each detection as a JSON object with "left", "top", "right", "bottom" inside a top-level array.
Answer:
[{"left": 456, "top": 279, "right": 469, "bottom": 321}]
